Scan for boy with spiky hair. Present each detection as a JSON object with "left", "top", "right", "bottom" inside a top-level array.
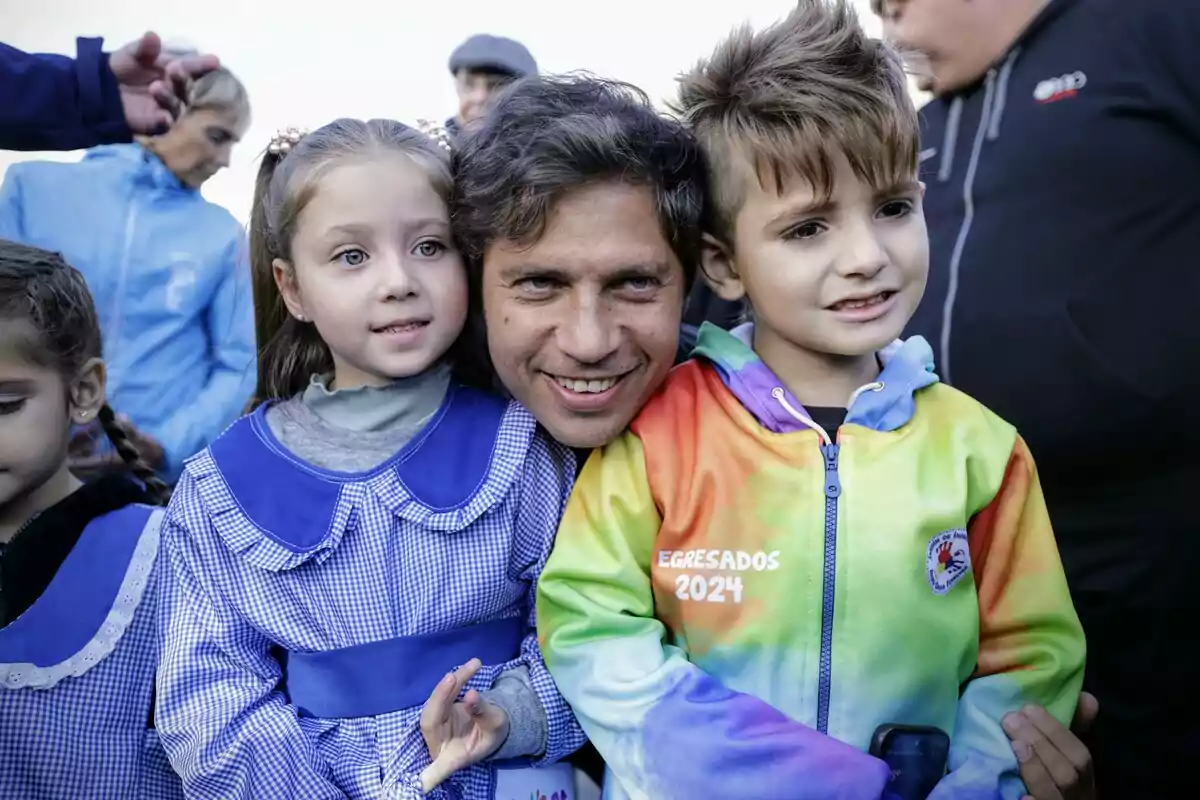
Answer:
[{"left": 536, "top": 2, "right": 1085, "bottom": 798}]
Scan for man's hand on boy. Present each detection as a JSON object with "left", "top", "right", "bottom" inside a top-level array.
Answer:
[
  {"left": 419, "top": 658, "right": 510, "bottom": 792},
  {"left": 1003, "top": 692, "right": 1099, "bottom": 800}
]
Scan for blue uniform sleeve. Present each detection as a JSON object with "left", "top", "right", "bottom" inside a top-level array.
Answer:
[
  {"left": 0, "top": 37, "right": 131, "bottom": 151},
  {"left": 155, "top": 233, "right": 257, "bottom": 475},
  {"left": 507, "top": 431, "right": 588, "bottom": 765}
]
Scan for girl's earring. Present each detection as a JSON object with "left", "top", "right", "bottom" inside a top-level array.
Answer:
[
  {"left": 295, "top": 313, "right": 307, "bottom": 322},
  {"left": 76, "top": 410, "right": 91, "bottom": 422}
]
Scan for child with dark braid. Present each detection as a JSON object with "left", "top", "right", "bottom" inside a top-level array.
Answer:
[{"left": 0, "top": 239, "right": 181, "bottom": 798}]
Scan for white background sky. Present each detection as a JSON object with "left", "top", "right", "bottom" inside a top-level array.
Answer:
[{"left": 3, "top": 0, "right": 889, "bottom": 222}]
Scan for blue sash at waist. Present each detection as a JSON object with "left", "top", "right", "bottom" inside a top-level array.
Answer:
[{"left": 280, "top": 616, "right": 524, "bottom": 719}]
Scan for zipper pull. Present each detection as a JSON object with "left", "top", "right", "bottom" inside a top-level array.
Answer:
[{"left": 821, "top": 443, "right": 841, "bottom": 498}]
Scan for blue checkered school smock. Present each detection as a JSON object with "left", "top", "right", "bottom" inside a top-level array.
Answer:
[
  {"left": 155, "top": 384, "right": 585, "bottom": 799},
  {"left": 0, "top": 505, "right": 182, "bottom": 799}
]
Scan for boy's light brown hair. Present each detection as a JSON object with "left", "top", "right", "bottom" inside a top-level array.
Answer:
[{"left": 674, "top": 0, "right": 918, "bottom": 243}]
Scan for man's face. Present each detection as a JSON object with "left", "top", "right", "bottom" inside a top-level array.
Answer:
[
  {"left": 482, "top": 182, "right": 687, "bottom": 449},
  {"left": 884, "top": 0, "right": 1002, "bottom": 95},
  {"left": 455, "top": 70, "right": 512, "bottom": 128},
  {"left": 877, "top": 2, "right": 935, "bottom": 93},
  {"left": 159, "top": 107, "right": 245, "bottom": 187}
]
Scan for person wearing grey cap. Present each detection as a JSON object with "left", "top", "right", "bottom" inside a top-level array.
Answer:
[{"left": 447, "top": 34, "right": 537, "bottom": 135}]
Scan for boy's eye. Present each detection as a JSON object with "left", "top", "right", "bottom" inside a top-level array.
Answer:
[
  {"left": 878, "top": 199, "right": 914, "bottom": 219},
  {"left": 336, "top": 248, "right": 368, "bottom": 267},
  {"left": 785, "top": 221, "right": 826, "bottom": 240}
]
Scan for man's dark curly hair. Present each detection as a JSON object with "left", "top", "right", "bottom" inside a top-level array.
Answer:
[{"left": 450, "top": 74, "right": 712, "bottom": 287}]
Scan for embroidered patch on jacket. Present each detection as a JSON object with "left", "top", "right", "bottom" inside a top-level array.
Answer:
[{"left": 926, "top": 529, "right": 971, "bottom": 595}]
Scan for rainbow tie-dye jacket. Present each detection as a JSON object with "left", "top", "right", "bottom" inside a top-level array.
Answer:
[{"left": 537, "top": 323, "right": 1085, "bottom": 800}]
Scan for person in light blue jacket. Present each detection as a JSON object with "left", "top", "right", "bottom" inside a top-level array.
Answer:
[{"left": 0, "top": 65, "right": 254, "bottom": 482}]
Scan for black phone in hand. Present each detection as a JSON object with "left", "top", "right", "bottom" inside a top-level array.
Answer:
[{"left": 869, "top": 724, "right": 951, "bottom": 800}]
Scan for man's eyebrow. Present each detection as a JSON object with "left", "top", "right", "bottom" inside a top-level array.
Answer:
[
  {"left": 497, "top": 264, "right": 574, "bottom": 283},
  {"left": 498, "top": 261, "right": 673, "bottom": 283},
  {"left": 605, "top": 262, "right": 674, "bottom": 281}
]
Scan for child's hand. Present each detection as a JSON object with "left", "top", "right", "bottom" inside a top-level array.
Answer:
[{"left": 418, "top": 658, "right": 510, "bottom": 793}]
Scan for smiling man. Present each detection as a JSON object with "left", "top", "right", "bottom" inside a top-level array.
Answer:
[{"left": 452, "top": 75, "right": 706, "bottom": 450}]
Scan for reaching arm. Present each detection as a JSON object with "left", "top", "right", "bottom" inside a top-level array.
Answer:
[
  {"left": 537, "top": 432, "right": 894, "bottom": 800},
  {"left": 928, "top": 436, "right": 1086, "bottom": 800},
  {"left": 154, "top": 234, "right": 256, "bottom": 476},
  {"left": 0, "top": 37, "right": 130, "bottom": 151}
]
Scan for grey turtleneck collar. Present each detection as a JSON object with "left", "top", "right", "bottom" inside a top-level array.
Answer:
[{"left": 264, "top": 363, "right": 451, "bottom": 472}]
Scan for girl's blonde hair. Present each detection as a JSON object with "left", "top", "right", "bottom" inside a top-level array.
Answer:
[{"left": 249, "top": 118, "right": 486, "bottom": 404}]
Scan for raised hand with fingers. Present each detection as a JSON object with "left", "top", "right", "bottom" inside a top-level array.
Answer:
[
  {"left": 418, "top": 658, "right": 511, "bottom": 794},
  {"left": 108, "top": 32, "right": 220, "bottom": 134},
  {"left": 1003, "top": 692, "right": 1098, "bottom": 800}
]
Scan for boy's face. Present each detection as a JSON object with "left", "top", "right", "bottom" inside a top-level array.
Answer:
[{"left": 704, "top": 150, "right": 927, "bottom": 364}]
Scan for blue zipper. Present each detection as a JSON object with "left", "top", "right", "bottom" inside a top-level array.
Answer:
[{"left": 817, "top": 442, "right": 841, "bottom": 734}]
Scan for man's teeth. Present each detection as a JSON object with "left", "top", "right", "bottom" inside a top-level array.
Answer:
[{"left": 555, "top": 376, "right": 618, "bottom": 394}]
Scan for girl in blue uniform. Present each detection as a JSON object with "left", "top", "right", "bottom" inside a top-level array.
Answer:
[
  {"left": 154, "top": 120, "right": 584, "bottom": 799},
  {"left": 0, "top": 240, "right": 177, "bottom": 799}
]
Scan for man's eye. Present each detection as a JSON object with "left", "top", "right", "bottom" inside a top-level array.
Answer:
[
  {"left": 623, "top": 277, "right": 660, "bottom": 292},
  {"left": 517, "top": 277, "right": 557, "bottom": 292}
]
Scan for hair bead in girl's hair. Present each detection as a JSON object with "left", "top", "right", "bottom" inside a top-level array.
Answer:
[
  {"left": 0, "top": 239, "right": 181, "bottom": 797},
  {"left": 155, "top": 117, "right": 584, "bottom": 799},
  {"left": 266, "top": 126, "right": 308, "bottom": 158}
]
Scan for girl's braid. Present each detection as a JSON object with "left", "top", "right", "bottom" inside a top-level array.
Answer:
[{"left": 97, "top": 405, "right": 171, "bottom": 504}]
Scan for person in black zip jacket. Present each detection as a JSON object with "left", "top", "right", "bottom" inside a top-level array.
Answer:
[{"left": 883, "top": 1, "right": 1200, "bottom": 795}]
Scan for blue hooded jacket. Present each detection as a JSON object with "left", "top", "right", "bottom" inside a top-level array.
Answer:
[{"left": 0, "top": 144, "right": 255, "bottom": 480}]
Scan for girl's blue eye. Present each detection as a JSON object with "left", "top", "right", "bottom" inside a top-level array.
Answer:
[
  {"left": 415, "top": 241, "right": 445, "bottom": 258},
  {"left": 338, "top": 249, "right": 367, "bottom": 267}
]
